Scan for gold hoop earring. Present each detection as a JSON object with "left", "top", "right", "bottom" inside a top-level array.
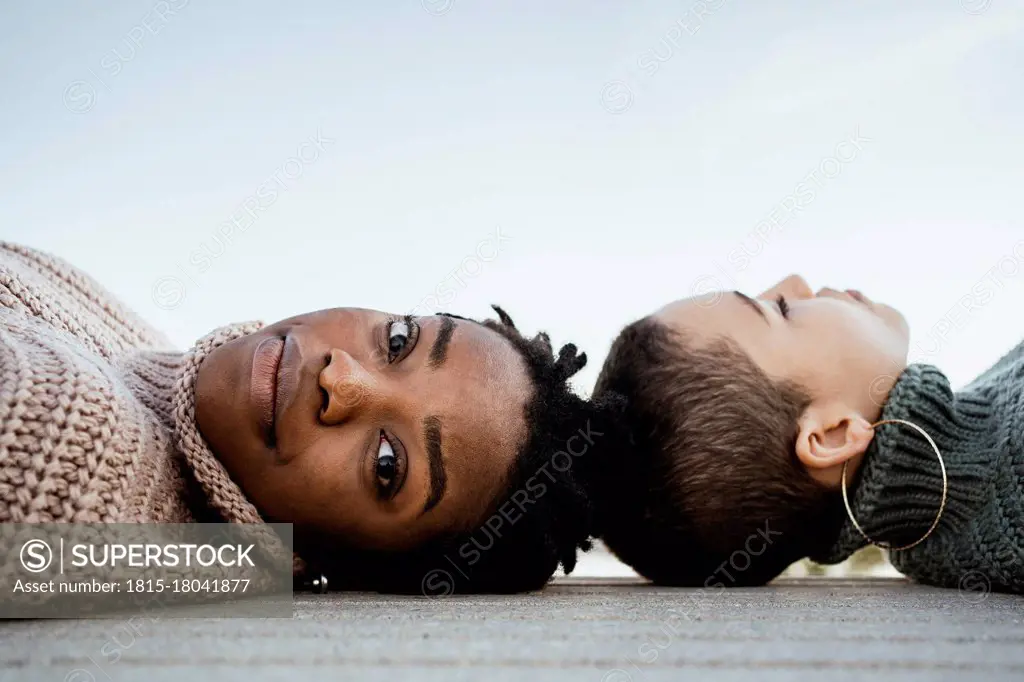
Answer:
[{"left": 840, "top": 418, "right": 948, "bottom": 551}]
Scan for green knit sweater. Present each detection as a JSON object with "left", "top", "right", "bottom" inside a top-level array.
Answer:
[{"left": 813, "top": 343, "right": 1024, "bottom": 594}]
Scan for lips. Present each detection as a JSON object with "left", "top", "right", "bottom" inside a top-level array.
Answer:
[
  {"left": 846, "top": 289, "right": 871, "bottom": 305},
  {"left": 250, "top": 336, "right": 285, "bottom": 445}
]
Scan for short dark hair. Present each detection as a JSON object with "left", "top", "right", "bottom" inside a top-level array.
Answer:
[
  {"left": 295, "top": 306, "right": 625, "bottom": 594},
  {"left": 592, "top": 316, "right": 844, "bottom": 586}
]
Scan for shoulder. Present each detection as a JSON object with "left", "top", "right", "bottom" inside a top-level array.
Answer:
[
  {"left": 964, "top": 340, "right": 1024, "bottom": 392},
  {"left": 0, "top": 305, "right": 181, "bottom": 523},
  {"left": 0, "top": 241, "right": 175, "bottom": 356}
]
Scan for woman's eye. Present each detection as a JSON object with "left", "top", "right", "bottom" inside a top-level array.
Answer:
[
  {"left": 376, "top": 433, "right": 398, "bottom": 491},
  {"left": 776, "top": 295, "right": 790, "bottom": 318},
  {"left": 386, "top": 318, "right": 414, "bottom": 363}
]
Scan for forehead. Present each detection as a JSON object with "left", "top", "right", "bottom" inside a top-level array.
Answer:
[
  {"left": 653, "top": 294, "right": 789, "bottom": 375},
  {"left": 655, "top": 294, "right": 759, "bottom": 343},
  {"left": 423, "top": 318, "right": 531, "bottom": 517}
]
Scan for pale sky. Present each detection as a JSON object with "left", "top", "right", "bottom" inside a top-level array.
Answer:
[{"left": 3, "top": 0, "right": 1023, "bottom": 397}]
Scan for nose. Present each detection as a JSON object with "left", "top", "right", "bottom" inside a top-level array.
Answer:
[
  {"left": 318, "top": 348, "right": 378, "bottom": 424},
  {"left": 758, "top": 274, "right": 814, "bottom": 301}
]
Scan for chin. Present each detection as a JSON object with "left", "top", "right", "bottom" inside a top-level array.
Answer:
[{"left": 874, "top": 302, "right": 909, "bottom": 339}]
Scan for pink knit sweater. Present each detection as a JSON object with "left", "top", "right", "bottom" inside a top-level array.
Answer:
[{"left": 0, "top": 241, "right": 266, "bottom": 528}]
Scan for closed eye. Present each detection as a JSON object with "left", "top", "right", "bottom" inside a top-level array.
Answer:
[{"left": 776, "top": 295, "right": 790, "bottom": 319}]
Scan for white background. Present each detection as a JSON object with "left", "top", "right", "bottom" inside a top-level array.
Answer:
[{"left": 3, "top": 0, "right": 1022, "bottom": 396}]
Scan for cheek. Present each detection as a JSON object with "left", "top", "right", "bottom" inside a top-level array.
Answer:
[
  {"left": 293, "top": 441, "right": 427, "bottom": 550},
  {"left": 262, "top": 437, "right": 363, "bottom": 528},
  {"left": 810, "top": 315, "right": 907, "bottom": 396},
  {"left": 846, "top": 313, "right": 909, "bottom": 371}
]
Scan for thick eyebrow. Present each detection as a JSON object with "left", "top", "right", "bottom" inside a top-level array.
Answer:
[
  {"left": 734, "top": 291, "right": 769, "bottom": 324},
  {"left": 428, "top": 316, "right": 456, "bottom": 368},
  {"left": 421, "top": 415, "right": 447, "bottom": 515}
]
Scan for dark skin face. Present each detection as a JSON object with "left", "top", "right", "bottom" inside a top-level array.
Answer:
[{"left": 194, "top": 308, "right": 530, "bottom": 551}]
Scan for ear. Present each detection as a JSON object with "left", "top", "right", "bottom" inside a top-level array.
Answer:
[{"left": 795, "top": 403, "right": 874, "bottom": 473}]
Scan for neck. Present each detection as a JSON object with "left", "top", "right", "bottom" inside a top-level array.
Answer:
[{"left": 812, "top": 364, "right": 996, "bottom": 564}]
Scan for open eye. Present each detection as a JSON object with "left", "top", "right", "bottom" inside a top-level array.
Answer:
[
  {"left": 376, "top": 432, "right": 399, "bottom": 494},
  {"left": 385, "top": 317, "right": 418, "bottom": 363}
]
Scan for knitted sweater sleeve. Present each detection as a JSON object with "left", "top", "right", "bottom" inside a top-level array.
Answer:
[{"left": 0, "top": 241, "right": 175, "bottom": 357}]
